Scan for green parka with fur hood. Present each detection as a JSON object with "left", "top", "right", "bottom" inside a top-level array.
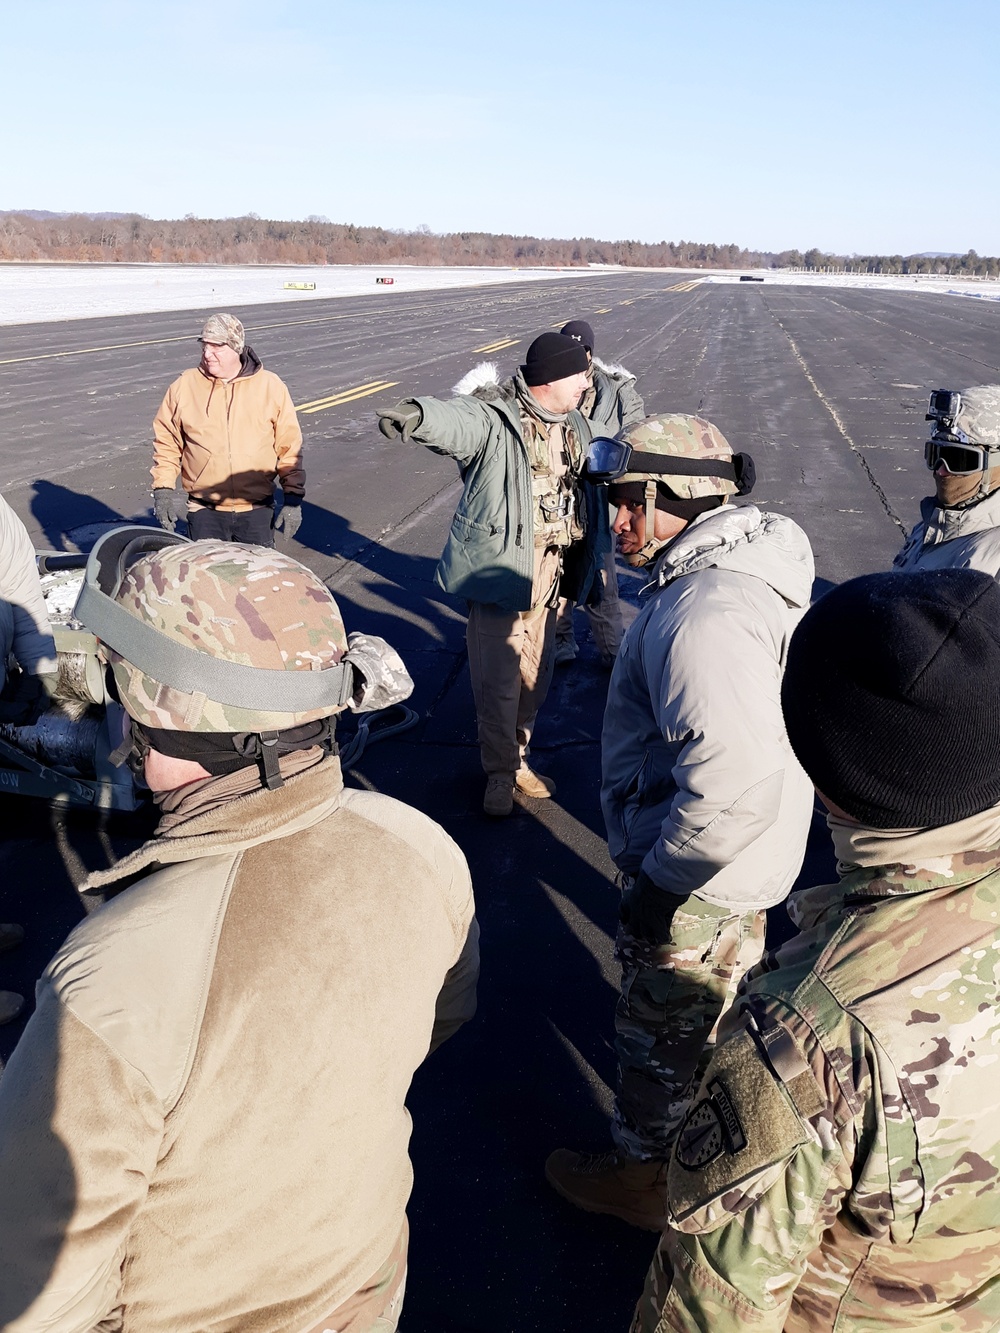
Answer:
[{"left": 399, "top": 364, "right": 608, "bottom": 612}]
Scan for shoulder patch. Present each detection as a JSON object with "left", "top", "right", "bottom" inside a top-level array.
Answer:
[{"left": 668, "top": 1029, "right": 812, "bottom": 1226}]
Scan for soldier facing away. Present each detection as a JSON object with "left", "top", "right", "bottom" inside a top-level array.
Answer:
[
  {"left": 0, "top": 530, "right": 478, "bottom": 1332},
  {"left": 632, "top": 568, "right": 1000, "bottom": 1332}
]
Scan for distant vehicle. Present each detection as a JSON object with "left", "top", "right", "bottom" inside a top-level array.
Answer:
[
  {"left": 376, "top": 277, "right": 395, "bottom": 285},
  {"left": 739, "top": 275, "right": 765, "bottom": 282}
]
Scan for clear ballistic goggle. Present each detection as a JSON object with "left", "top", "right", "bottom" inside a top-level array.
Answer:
[{"left": 585, "top": 436, "right": 756, "bottom": 494}]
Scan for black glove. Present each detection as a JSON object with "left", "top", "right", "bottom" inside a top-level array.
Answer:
[
  {"left": 619, "top": 871, "right": 688, "bottom": 945},
  {"left": 153, "top": 488, "right": 182, "bottom": 533},
  {"left": 377, "top": 402, "right": 423, "bottom": 442},
  {"left": 272, "top": 495, "right": 303, "bottom": 539},
  {"left": 0, "top": 670, "right": 58, "bottom": 726}
]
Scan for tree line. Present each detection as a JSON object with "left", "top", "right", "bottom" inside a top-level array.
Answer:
[{"left": 0, "top": 212, "right": 996, "bottom": 277}]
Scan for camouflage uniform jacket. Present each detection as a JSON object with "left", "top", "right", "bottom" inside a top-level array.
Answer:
[
  {"left": 398, "top": 366, "right": 599, "bottom": 612},
  {"left": 893, "top": 487, "right": 1000, "bottom": 580},
  {"left": 644, "top": 843, "right": 1000, "bottom": 1332},
  {"left": 580, "top": 356, "right": 646, "bottom": 438}
]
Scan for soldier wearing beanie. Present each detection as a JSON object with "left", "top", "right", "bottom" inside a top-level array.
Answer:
[
  {"left": 895, "top": 383, "right": 1000, "bottom": 579},
  {"left": 151, "top": 312, "right": 305, "bottom": 546},
  {"left": 553, "top": 320, "right": 646, "bottom": 669},
  {"left": 0, "top": 528, "right": 477, "bottom": 1332},
  {"left": 630, "top": 567, "right": 1000, "bottom": 1333},
  {"left": 378, "top": 331, "right": 603, "bottom": 816}
]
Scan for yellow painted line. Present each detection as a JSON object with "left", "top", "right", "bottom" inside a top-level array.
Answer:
[
  {"left": 297, "top": 380, "right": 399, "bottom": 415},
  {"left": 593, "top": 307, "right": 612, "bottom": 314},
  {"left": 295, "top": 379, "right": 390, "bottom": 411},
  {"left": 664, "top": 280, "right": 704, "bottom": 292},
  {"left": 0, "top": 331, "right": 198, "bottom": 366},
  {"left": 472, "top": 337, "right": 520, "bottom": 353},
  {"left": 619, "top": 299, "right": 635, "bottom": 305}
]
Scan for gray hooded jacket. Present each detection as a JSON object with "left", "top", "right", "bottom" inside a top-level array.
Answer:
[
  {"left": 601, "top": 505, "right": 815, "bottom": 911},
  {"left": 893, "top": 488, "right": 1000, "bottom": 579}
]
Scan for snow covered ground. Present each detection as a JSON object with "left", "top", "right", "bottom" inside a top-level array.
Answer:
[
  {"left": 0, "top": 262, "right": 998, "bottom": 328},
  {"left": 0, "top": 262, "right": 595, "bottom": 327}
]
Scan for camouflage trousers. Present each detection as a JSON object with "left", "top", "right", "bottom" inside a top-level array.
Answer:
[{"left": 613, "top": 897, "right": 766, "bottom": 1161}]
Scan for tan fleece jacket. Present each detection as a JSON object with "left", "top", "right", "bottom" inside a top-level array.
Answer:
[
  {"left": 0, "top": 759, "right": 478, "bottom": 1332},
  {"left": 151, "top": 357, "right": 304, "bottom": 511}
]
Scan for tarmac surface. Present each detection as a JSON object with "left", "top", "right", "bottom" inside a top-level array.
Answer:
[{"left": 2, "top": 273, "right": 1000, "bottom": 1331}]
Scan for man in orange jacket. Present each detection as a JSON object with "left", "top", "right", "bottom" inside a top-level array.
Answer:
[{"left": 151, "top": 313, "right": 304, "bottom": 545}]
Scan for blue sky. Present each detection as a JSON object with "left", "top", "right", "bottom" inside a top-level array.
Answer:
[{"left": 2, "top": 0, "right": 997, "bottom": 255}]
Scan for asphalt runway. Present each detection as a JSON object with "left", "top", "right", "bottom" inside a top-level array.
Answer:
[{"left": 2, "top": 274, "right": 1000, "bottom": 1331}]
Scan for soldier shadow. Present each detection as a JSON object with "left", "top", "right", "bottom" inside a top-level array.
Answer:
[{"left": 30, "top": 480, "right": 135, "bottom": 553}]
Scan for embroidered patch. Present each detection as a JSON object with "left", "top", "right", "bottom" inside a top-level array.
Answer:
[
  {"left": 708, "top": 1077, "right": 747, "bottom": 1154},
  {"left": 675, "top": 1098, "right": 726, "bottom": 1169}
]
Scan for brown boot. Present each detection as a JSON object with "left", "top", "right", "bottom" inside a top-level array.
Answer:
[
  {"left": 544, "top": 1148, "right": 669, "bottom": 1231},
  {"left": 515, "top": 765, "right": 556, "bottom": 798},
  {"left": 483, "top": 774, "right": 515, "bottom": 818}
]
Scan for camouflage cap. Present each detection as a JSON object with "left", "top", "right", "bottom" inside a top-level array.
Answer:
[
  {"left": 102, "top": 541, "right": 350, "bottom": 733},
  {"left": 619, "top": 414, "right": 738, "bottom": 500},
  {"left": 956, "top": 385, "right": 1000, "bottom": 446},
  {"left": 199, "top": 313, "right": 245, "bottom": 353}
]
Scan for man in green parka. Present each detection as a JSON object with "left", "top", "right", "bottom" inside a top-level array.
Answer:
[{"left": 378, "top": 333, "right": 604, "bottom": 816}]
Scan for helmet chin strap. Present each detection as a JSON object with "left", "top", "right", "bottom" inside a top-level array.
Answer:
[{"left": 625, "top": 480, "right": 669, "bottom": 567}]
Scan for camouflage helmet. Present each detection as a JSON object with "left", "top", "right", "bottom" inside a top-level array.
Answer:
[
  {"left": 617, "top": 414, "right": 739, "bottom": 500},
  {"left": 956, "top": 385, "right": 1000, "bottom": 445},
  {"left": 76, "top": 528, "right": 354, "bottom": 734}
]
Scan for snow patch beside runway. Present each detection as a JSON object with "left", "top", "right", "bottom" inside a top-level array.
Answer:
[{"left": 0, "top": 262, "right": 598, "bottom": 327}]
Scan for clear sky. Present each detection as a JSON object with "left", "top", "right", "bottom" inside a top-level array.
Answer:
[{"left": 2, "top": 0, "right": 997, "bottom": 256}]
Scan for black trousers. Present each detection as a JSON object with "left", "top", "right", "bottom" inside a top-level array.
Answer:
[{"left": 187, "top": 505, "right": 274, "bottom": 546}]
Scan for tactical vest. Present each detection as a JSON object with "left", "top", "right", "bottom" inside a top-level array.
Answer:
[{"left": 522, "top": 414, "right": 586, "bottom": 550}]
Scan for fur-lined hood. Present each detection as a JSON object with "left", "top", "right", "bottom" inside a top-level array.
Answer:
[
  {"left": 450, "top": 360, "right": 512, "bottom": 401},
  {"left": 451, "top": 354, "right": 635, "bottom": 399},
  {"left": 592, "top": 354, "right": 636, "bottom": 383}
]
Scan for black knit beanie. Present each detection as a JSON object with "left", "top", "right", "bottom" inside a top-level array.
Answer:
[
  {"left": 560, "top": 320, "right": 595, "bottom": 353},
  {"left": 522, "top": 332, "right": 590, "bottom": 387},
  {"left": 782, "top": 569, "right": 1000, "bottom": 829}
]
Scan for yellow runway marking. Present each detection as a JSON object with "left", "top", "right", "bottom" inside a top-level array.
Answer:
[
  {"left": 593, "top": 307, "right": 612, "bottom": 314},
  {"left": 296, "top": 380, "right": 399, "bottom": 414},
  {"left": 619, "top": 299, "right": 635, "bottom": 305},
  {"left": 664, "top": 280, "right": 703, "bottom": 292},
  {"left": 472, "top": 337, "right": 520, "bottom": 354}
]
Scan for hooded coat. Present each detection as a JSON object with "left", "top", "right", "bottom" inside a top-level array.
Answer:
[
  {"left": 583, "top": 355, "right": 646, "bottom": 438},
  {"left": 601, "top": 504, "right": 815, "bottom": 911},
  {"left": 151, "top": 348, "right": 304, "bottom": 512},
  {"left": 400, "top": 366, "right": 606, "bottom": 612},
  {"left": 893, "top": 487, "right": 1000, "bottom": 579}
]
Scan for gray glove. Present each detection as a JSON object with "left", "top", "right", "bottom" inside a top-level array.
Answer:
[
  {"left": 273, "top": 496, "right": 302, "bottom": 539},
  {"left": 345, "top": 632, "right": 414, "bottom": 712},
  {"left": 153, "top": 488, "right": 182, "bottom": 533},
  {"left": 377, "top": 402, "right": 423, "bottom": 442},
  {"left": 619, "top": 871, "right": 688, "bottom": 946}
]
